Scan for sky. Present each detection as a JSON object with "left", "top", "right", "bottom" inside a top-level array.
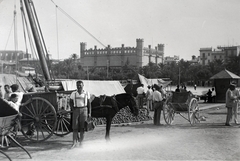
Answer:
[{"left": 0, "top": 0, "right": 240, "bottom": 60}]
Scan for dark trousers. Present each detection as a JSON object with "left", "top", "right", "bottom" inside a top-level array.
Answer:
[
  {"left": 153, "top": 101, "right": 163, "bottom": 125},
  {"left": 137, "top": 94, "right": 144, "bottom": 108},
  {"left": 212, "top": 96, "right": 216, "bottom": 103}
]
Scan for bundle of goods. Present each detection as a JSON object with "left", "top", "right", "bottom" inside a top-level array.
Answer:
[{"left": 91, "top": 107, "right": 152, "bottom": 125}]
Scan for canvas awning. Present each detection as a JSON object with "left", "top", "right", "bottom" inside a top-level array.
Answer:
[
  {"left": 61, "top": 80, "right": 126, "bottom": 96},
  {"left": 138, "top": 74, "right": 172, "bottom": 91}
]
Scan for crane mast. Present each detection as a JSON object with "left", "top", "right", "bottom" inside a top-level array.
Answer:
[{"left": 22, "top": 0, "right": 51, "bottom": 81}]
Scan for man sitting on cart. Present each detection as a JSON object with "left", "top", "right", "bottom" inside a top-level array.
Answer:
[{"left": 10, "top": 84, "right": 24, "bottom": 106}]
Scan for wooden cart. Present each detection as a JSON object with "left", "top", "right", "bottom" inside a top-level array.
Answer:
[
  {"left": 163, "top": 91, "right": 200, "bottom": 125},
  {"left": 19, "top": 91, "right": 73, "bottom": 142}
]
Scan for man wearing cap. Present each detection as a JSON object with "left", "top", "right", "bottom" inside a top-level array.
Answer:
[{"left": 225, "top": 82, "right": 239, "bottom": 126}]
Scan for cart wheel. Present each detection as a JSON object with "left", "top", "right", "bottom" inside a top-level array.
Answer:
[
  {"left": 163, "top": 102, "right": 175, "bottom": 125},
  {"left": 53, "top": 109, "right": 72, "bottom": 136},
  {"left": 20, "top": 97, "right": 57, "bottom": 142},
  {"left": 188, "top": 98, "right": 199, "bottom": 125},
  {"left": 0, "top": 150, "right": 12, "bottom": 161}
]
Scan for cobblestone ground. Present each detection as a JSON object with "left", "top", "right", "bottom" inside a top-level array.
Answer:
[{"left": 2, "top": 104, "right": 240, "bottom": 161}]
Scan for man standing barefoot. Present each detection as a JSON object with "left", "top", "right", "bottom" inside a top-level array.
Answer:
[{"left": 70, "top": 80, "right": 91, "bottom": 148}]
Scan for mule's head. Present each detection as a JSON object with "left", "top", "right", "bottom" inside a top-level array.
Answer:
[{"left": 126, "top": 94, "right": 139, "bottom": 116}]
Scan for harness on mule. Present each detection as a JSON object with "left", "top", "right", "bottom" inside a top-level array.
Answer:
[{"left": 93, "top": 95, "right": 119, "bottom": 112}]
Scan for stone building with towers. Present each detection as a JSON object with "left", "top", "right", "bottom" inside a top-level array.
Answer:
[{"left": 80, "top": 39, "right": 164, "bottom": 70}]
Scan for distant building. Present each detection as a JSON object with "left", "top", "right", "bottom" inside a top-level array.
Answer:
[
  {"left": 0, "top": 50, "right": 57, "bottom": 75},
  {"left": 0, "top": 50, "right": 31, "bottom": 62},
  {"left": 80, "top": 39, "right": 164, "bottom": 69},
  {"left": 188, "top": 55, "right": 200, "bottom": 65},
  {"left": 0, "top": 50, "right": 31, "bottom": 74},
  {"left": 199, "top": 46, "right": 240, "bottom": 65},
  {"left": 164, "top": 55, "right": 179, "bottom": 65}
]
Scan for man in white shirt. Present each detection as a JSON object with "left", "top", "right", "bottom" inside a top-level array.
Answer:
[
  {"left": 211, "top": 87, "right": 216, "bottom": 103},
  {"left": 146, "top": 85, "right": 153, "bottom": 111},
  {"left": 152, "top": 84, "right": 163, "bottom": 125},
  {"left": 70, "top": 80, "right": 91, "bottom": 148},
  {"left": 8, "top": 93, "right": 20, "bottom": 112},
  {"left": 136, "top": 84, "right": 145, "bottom": 109},
  {"left": 4, "top": 84, "right": 12, "bottom": 101},
  {"left": 10, "top": 84, "right": 24, "bottom": 106}
]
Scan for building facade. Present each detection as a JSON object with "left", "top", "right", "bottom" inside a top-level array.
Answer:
[
  {"left": 0, "top": 50, "right": 31, "bottom": 74},
  {"left": 164, "top": 55, "right": 179, "bottom": 65},
  {"left": 199, "top": 46, "right": 240, "bottom": 65},
  {"left": 0, "top": 50, "right": 30, "bottom": 62},
  {"left": 80, "top": 39, "right": 164, "bottom": 69}
]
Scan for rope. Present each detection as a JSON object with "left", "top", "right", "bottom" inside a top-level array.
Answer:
[
  {"left": 55, "top": 6, "right": 60, "bottom": 61},
  {"left": 50, "top": 0, "right": 106, "bottom": 48},
  {"left": 4, "top": 19, "right": 14, "bottom": 50},
  {"left": 20, "top": 0, "right": 41, "bottom": 74},
  {"left": 14, "top": 3, "right": 18, "bottom": 51}
]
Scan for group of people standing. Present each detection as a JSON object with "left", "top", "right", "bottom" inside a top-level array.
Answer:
[
  {"left": 204, "top": 88, "right": 216, "bottom": 103},
  {"left": 136, "top": 84, "right": 166, "bottom": 126}
]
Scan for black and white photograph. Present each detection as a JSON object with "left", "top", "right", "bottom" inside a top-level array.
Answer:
[{"left": 0, "top": 0, "right": 240, "bottom": 160}]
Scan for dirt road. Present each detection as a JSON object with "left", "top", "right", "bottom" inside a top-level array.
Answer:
[{"left": 2, "top": 105, "right": 240, "bottom": 161}]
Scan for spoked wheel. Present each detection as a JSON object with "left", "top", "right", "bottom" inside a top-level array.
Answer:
[
  {"left": 163, "top": 102, "right": 175, "bottom": 125},
  {"left": 53, "top": 109, "right": 72, "bottom": 136},
  {"left": 188, "top": 98, "right": 200, "bottom": 125},
  {"left": 20, "top": 97, "right": 57, "bottom": 142}
]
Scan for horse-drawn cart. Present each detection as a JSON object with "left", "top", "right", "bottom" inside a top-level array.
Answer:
[{"left": 163, "top": 91, "right": 200, "bottom": 125}]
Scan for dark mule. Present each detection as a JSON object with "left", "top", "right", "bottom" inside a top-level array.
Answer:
[{"left": 91, "top": 93, "right": 139, "bottom": 141}]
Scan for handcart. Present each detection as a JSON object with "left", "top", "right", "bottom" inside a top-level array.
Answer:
[
  {"left": 0, "top": 99, "right": 32, "bottom": 161},
  {"left": 163, "top": 91, "right": 199, "bottom": 125}
]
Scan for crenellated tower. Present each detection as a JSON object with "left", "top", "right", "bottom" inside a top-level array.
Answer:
[
  {"left": 80, "top": 42, "right": 87, "bottom": 58},
  {"left": 158, "top": 44, "right": 164, "bottom": 62},
  {"left": 136, "top": 39, "right": 144, "bottom": 68}
]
